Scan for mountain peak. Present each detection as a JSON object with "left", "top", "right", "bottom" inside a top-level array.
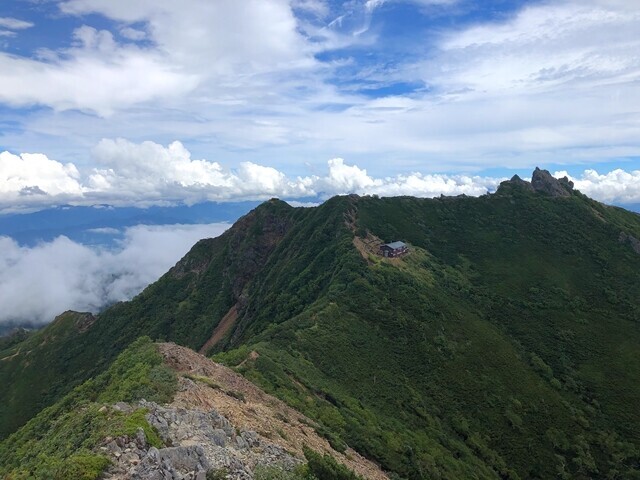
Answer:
[
  {"left": 497, "top": 167, "right": 574, "bottom": 197},
  {"left": 531, "top": 167, "right": 574, "bottom": 197}
]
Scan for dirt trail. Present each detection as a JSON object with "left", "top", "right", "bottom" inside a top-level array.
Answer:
[
  {"left": 0, "top": 349, "right": 20, "bottom": 361},
  {"left": 158, "top": 342, "right": 388, "bottom": 480},
  {"left": 198, "top": 304, "right": 239, "bottom": 355}
]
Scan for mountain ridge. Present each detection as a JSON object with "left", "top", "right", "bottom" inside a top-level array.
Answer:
[{"left": 2, "top": 169, "right": 640, "bottom": 479}]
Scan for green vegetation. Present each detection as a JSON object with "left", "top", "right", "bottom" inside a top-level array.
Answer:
[
  {"left": 303, "top": 446, "right": 363, "bottom": 479},
  {"left": 0, "top": 337, "right": 175, "bottom": 479},
  {"left": 0, "top": 200, "right": 296, "bottom": 438},
  {"left": 214, "top": 191, "right": 640, "bottom": 478},
  {"left": 2, "top": 182, "right": 640, "bottom": 479},
  {"left": 253, "top": 447, "right": 362, "bottom": 480}
]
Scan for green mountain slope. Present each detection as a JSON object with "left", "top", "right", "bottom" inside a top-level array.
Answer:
[
  {"left": 0, "top": 336, "right": 175, "bottom": 479},
  {"left": 2, "top": 169, "right": 639, "bottom": 479},
  {"left": 0, "top": 199, "right": 298, "bottom": 439}
]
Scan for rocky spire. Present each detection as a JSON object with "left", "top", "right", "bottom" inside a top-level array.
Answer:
[
  {"left": 530, "top": 167, "right": 574, "bottom": 197},
  {"left": 496, "top": 168, "right": 574, "bottom": 197}
]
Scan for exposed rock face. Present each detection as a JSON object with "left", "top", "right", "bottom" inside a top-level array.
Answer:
[
  {"left": 531, "top": 167, "right": 574, "bottom": 197},
  {"left": 156, "top": 343, "right": 388, "bottom": 480},
  {"left": 619, "top": 231, "right": 640, "bottom": 254},
  {"left": 505, "top": 174, "right": 535, "bottom": 192},
  {"left": 145, "top": 400, "right": 301, "bottom": 476},
  {"left": 496, "top": 168, "right": 574, "bottom": 197},
  {"left": 100, "top": 343, "right": 388, "bottom": 480},
  {"left": 74, "top": 312, "right": 96, "bottom": 333},
  {"left": 133, "top": 445, "right": 210, "bottom": 480},
  {"left": 170, "top": 199, "right": 294, "bottom": 298},
  {"left": 101, "top": 401, "right": 301, "bottom": 480}
]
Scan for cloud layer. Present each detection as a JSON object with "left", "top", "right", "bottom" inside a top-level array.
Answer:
[
  {"left": 0, "top": 223, "right": 229, "bottom": 325},
  {"left": 2, "top": 139, "right": 640, "bottom": 211}
]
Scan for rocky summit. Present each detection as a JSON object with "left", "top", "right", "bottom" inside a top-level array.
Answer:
[{"left": 497, "top": 167, "right": 574, "bottom": 197}]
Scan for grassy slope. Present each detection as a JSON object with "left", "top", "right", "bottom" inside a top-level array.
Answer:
[
  {"left": 0, "top": 337, "right": 175, "bottom": 479},
  {"left": 214, "top": 191, "right": 640, "bottom": 479},
  {"left": 1, "top": 189, "right": 639, "bottom": 479},
  {"left": 0, "top": 199, "right": 298, "bottom": 439}
]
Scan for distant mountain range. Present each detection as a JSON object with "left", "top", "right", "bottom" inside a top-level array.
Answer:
[
  {"left": 1, "top": 169, "right": 639, "bottom": 479},
  {"left": 0, "top": 201, "right": 262, "bottom": 246}
]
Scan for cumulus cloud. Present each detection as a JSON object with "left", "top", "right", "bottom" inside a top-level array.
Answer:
[
  {"left": 555, "top": 169, "right": 640, "bottom": 204},
  {"left": 0, "top": 150, "right": 84, "bottom": 206},
  {"left": 3, "top": 140, "right": 640, "bottom": 211},
  {"left": 86, "top": 138, "right": 312, "bottom": 202},
  {"left": 0, "top": 0, "right": 318, "bottom": 116},
  {"left": 87, "top": 139, "right": 503, "bottom": 200},
  {"left": 0, "top": 25, "right": 196, "bottom": 116},
  {"left": 0, "top": 223, "right": 229, "bottom": 325}
]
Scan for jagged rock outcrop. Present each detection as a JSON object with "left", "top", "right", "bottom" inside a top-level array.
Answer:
[
  {"left": 531, "top": 167, "right": 574, "bottom": 197},
  {"left": 619, "top": 231, "right": 640, "bottom": 254},
  {"left": 156, "top": 343, "right": 388, "bottom": 480},
  {"left": 496, "top": 167, "right": 574, "bottom": 197},
  {"left": 505, "top": 174, "right": 535, "bottom": 192},
  {"left": 134, "top": 445, "right": 209, "bottom": 480},
  {"left": 100, "top": 400, "right": 301, "bottom": 480},
  {"left": 100, "top": 343, "right": 388, "bottom": 480}
]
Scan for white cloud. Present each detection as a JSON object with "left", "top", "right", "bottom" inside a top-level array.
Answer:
[
  {"left": 119, "top": 27, "right": 146, "bottom": 41},
  {"left": 4, "top": 140, "right": 640, "bottom": 211},
  {"left": 0, "top": 222, "right": 229, "bottom": 325},
  {"left": 323, "top": 158, "right": 380, "bottom": 191},
  {"left": 1, "top": 0, "right": 637, "bottom": 171},
  {"left": 0, "top": 25, "right": 196, "bottom": 116},
  {"left": 554, "top": 168, "right": 640, "bottom": 204},
  {"left": 0, "top": 17, "right": 34, "bottom": 30},
  {"left": 436, "top": 2, "right": 640, "bottom": 96},
  {"left": 292, "top": 0, "right": 330, "bottom": 17},
  {"left": 59, "top": 0, "right": 309, "bottom": 68},
  {"left": 86, "top": 138, "right": 313, "bottom": 202},
  {"left": 86, "top": 227, "right": 120, "bottom": 234},
  {"left": 51, "top": 0, "right": 318, "bottom": 115},
  {"left": 0, "top": 150, "right": 84, "bottom": 203}
]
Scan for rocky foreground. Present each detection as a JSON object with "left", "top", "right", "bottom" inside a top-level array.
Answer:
[{"left": 99, "top": 343, "right": 387, "bottom": 480}]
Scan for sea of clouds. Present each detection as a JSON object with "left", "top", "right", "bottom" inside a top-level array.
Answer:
[{"left": 0, "top": 222, "right": 229, "bottom": 326}]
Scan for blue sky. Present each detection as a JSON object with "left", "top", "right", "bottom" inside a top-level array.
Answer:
[{"left": 1, "top": 0, "right": 640, "bottom": 210}]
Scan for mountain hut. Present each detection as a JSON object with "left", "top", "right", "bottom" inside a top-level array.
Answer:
[{"left": 380, "top": 241, "right": 408, "bottom": 258}]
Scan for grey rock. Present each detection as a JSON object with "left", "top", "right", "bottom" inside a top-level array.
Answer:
[
  {"left": 104, "top": 400, "right": 303, "bottom": 480},
  {"left": 240, "top": 430, "right": 260, "bottom": 448},
  {"left": 234, "top": 435, "right": 248, "bottom": 450},
  {"left": 113, "top": 401, "right": 134, "bottom": 413},
  {"left": 147, "top": 446, "right": 161, "bottom": 463},
  {"left": 531, "top": 167, "right": 573, "bottom": 197},
  {"left": 620, "top": 231, "right": 640, "bottom": 254},
  {"left": 208, "top": 429, "right": 227, "bottom": 447},
  {"left": 136, "top": 427, "right": 148, "bottom": 449},
  {"left": 159, "top": 446, "right": 210, "bottom": 472},
  {"left": 507, "top": 174, "right": 535, "bottom": 192},
  {"left": 105, "top": 440, "right": 122, "bottom": 455}
]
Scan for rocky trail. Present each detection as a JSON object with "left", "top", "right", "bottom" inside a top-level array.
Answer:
[{"left": 99, "top": 343, "right": 387, "bottom": 480}]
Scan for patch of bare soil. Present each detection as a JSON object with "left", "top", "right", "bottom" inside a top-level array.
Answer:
[
  {"left": 353, "top": 233, "right": 407, "bottom": 267},
  {"left": 157, "top": 342, "right": 388, "bottom": 480},
  {"left": 198, "top": 304, "right": 239, "bottom": 355},
  {"left": 353, "top": 234, "right": 383, "bottom": 263}
]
